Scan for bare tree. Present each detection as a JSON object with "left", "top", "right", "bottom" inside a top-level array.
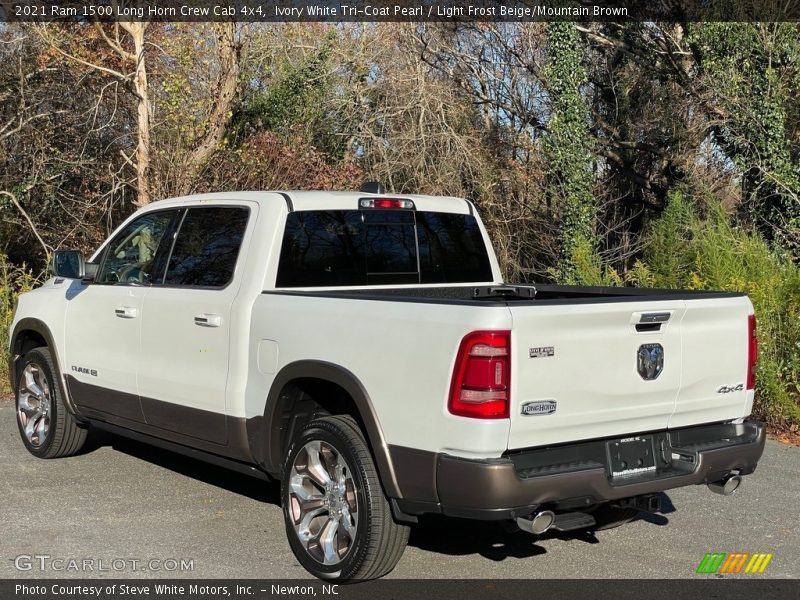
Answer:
[
  {"left": 36, "top": 21, "right": 153, "bottom": 207},
  {"left": 175, "top": 23, "right": 242, "bottom": 196}
]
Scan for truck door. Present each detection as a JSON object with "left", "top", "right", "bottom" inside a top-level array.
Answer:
[
  {"left": 138, "top": 205, "right": 253, "bottom": 444},
  {"left": 64, "top": 209, "right": 180, "bottom": 422}
]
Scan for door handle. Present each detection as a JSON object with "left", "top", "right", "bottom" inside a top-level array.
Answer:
[
  {"left": 114, "top": 306, "right": 138, "bottom": 319},
  {"left": 194, "top": 314, "right": 222, "bottom": 327}
]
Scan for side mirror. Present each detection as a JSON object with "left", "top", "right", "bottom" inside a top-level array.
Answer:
[{"left": 52, "top": 250, "right": 86, "bottom": 279}]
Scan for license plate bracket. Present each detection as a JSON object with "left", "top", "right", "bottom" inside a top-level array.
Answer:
[{"left": 606, "top": 435, "right": 656, "bottom": 478}]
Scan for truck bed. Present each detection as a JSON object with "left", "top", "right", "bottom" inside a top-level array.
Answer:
[{"left": 263, "top": 282, "right": 753, "bottom": 451}]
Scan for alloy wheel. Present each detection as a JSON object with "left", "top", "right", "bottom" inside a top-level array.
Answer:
[
  {"left": 17, "top": 363, "right": 52, "bottom": 447},
  {"left": 287, "top": 440, "right": 359, "bottom": 565}
]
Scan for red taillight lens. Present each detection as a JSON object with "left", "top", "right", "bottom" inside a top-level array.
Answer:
[
  {"left": 747, "top": 314, "right": 758, "bottom": 390},
  {"left": 448, "top": 330, "right": 510, "bottom": 419}
]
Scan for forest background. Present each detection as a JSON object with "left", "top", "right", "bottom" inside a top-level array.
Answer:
[{"left": 1, "top": 20, "right": 798, "bottom": 429}]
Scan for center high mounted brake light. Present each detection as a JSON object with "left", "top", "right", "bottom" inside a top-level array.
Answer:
[{"left": 359, "top": 198, "right": 415, "bottom": 210}]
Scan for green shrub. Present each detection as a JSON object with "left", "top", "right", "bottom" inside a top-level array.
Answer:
[
  {"left": 549, "top": 238, "right": 623, "bottom": 286},
  {"left": 0, "top": 253, "right": 35, "bottom": 396},
  {"left": 555, "top": 190, "right": 800, "bottom": 427},
  {"left": 642, "top": 192, "right": 800, "bottom": 426}
]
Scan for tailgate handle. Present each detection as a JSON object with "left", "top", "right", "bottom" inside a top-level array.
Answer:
[
  {"left": 639, "top": 312, "right": 671, "bottom": 323},
  {"left": 635, "top": 312, "right": 671, "bottom": 333}
]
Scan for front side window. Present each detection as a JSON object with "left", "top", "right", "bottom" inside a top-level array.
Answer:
[
  {"left": 164, "top": 207, "right": 249, "bottom": 288},
  {"left": 96, "top": 211, "right": 177, "bottom": 285}
]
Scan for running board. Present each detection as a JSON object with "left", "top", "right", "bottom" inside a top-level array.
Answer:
[
  {"left": 551, "top": 511, "right": 596, "bottom": 532},
  {"left": 89, "top": 419, "right": 271, "bottom": 481}
]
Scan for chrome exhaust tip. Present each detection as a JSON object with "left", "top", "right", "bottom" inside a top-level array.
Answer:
[
  {"left": 517, "top": 510, "right": 556, "bottom": 535},
  {"left": 708, "top": 474, "right": 742, "bottom": 496}
]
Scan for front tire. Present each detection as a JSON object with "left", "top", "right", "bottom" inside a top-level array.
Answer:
[
  {"left": 15, "top": 347, "right": 87, "bottom": 458},
  {"left": 281, "top": 415, "right": 409, "bottom": 580}
]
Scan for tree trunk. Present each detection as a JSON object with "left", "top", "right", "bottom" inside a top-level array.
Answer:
[
  {"left": 121, "top": 22, "right": 152, "bottom": 207},
  {"left": 176, "top": 23, "right": 241, "bottom": 196}
]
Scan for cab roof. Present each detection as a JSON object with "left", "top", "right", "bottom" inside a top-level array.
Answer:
[{"left": 146, "top": 190, "right": 474, "bottom": 215}]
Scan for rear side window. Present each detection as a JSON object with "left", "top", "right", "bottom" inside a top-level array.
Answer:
[
  {"left": 164, "top": 207, "right": 249, "bottom": 288},
  {"left": 417, "top": 213, "right": 493, "bottom": 284},
  {"left": 277, "top": 210, "right": 492, "bottom": 287}
]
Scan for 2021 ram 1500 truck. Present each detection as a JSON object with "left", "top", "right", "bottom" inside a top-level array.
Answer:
[{"left": 9, "top": 189, "right": 765, "bottom": 580}]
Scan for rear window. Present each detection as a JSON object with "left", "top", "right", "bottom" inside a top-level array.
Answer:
[
  {"left": 164, "top": 207, "right": 249, "bottom": 288},
  {"left": 276, "top": 210, "right": 493, "bottom": 287}
]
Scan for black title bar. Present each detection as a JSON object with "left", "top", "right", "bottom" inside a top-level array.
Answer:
[
  {"left": 2, "top": 579, "right": 799, "bottom": 600},
  {"left": 2, "top": 0, "right": 800, "bottom": 22}
]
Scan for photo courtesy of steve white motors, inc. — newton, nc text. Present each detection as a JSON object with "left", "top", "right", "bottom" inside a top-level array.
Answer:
[{"left": 0, "top": 1, "right": 798, "bottom": 599}]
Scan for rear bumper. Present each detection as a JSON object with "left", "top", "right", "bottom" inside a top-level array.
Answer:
[{"left": 391, "top": 421, "right": 766, "bottom": 520}]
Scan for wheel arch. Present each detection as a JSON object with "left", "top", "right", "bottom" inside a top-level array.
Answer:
[
  {"left": 9, "top": 318, "right": 79, "bottom": 415},
  {"left": 250, "top": 360, "right": 402, "bottom": 499}
]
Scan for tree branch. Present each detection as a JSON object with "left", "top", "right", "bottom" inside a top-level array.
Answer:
[{"left": 1, "top": 191, "right": 50, "bottom": 257}]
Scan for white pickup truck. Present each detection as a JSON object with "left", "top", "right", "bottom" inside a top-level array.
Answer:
[{"left": 9, "top": 188, "right": 765, "bottom": 580}]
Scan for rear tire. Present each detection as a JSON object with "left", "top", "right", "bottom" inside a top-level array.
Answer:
[
  {"left": 281, "top": 415, "right": 409, "bottom": 580},
  {"left": 591, "top": 503, "right": 639, "bottom": 531},
  {"left": 15, "top": 347, "right": 87, "bottom": 459}
]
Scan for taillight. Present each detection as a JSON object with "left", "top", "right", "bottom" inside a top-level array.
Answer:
[
  {"left": 747, "top": 314, "right": 758, "bottom": 390},
  {"left": 448, "top": 330, "right": 510, "bottom": 419}
]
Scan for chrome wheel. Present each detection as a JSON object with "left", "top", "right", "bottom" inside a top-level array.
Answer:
[
  {"left": 288, "top": 440, "right": 359, "bottom": 566},
  {"left": 17, "top": 363, "right": 52, "bottom": 448}
]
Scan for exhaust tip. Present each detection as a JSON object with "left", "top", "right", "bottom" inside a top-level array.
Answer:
[
  {"left": 517, "top": 510, "right": 555, "bottom": 535},
  {"left": 708, "top": 474, "right": 742, "bottom": 496}
]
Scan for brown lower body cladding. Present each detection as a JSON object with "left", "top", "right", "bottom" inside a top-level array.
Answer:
[{"left": 390, "top": 421, "right": 766, "bottom": 520}]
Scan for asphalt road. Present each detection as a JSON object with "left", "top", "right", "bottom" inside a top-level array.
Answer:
[{"left": 1, "top": 401, "right": 798, "bottom": 580}]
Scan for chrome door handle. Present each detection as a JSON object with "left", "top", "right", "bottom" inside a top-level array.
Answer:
[
  {"left": 194, "top": 314, "right": 222, "bottom": 327},
  {"left": 114, "top": 306, "right": 138, "bottom": 319}
]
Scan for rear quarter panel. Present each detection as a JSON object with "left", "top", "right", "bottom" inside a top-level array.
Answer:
[{"left": 246, "top": 293, "right": 513, "bottom": 458}]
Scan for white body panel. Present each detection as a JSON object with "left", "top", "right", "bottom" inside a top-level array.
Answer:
[
  {"left": 506, "top": 296, "right": 752, "bottom": 449},
  {"left": 507, "top": 301, "right": 686, "bottom": 448},
  {"left": 9, "top": 190, "right": 756, "bottom": 462},
  {"left": 670, "top": 297, "right": 754, "bottom": 428},
  {"left": 245, "top": 293, "right": 513, "bottom": 458},
  {"left": 64, "top": 285, "right": 146, "bottom": 402},
  {"left": 137, "top": 201, "right": 260, "bottom": 437}
]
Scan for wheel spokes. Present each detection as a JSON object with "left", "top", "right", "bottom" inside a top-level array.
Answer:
[
  {"left": 295, "top": 504, "right": 328, "bottom": 539},
  {"left": 17, "top": 363, "right": 52, "bottom": 447},
  {"left": 33, "top": 416, "right": 48, "bottom": 445},
  {"left": 304, "top": 441, "right": 333, "bottom": 488},
  {"left": 289, "top": 474, "right": 327, "bottom": 528},
  {"left": 339, "top": 504, "right": 357, "bottom": 538},
  {"left": 24, "top": 413, "right": 39, "bottom": 439},
  {"left": 17, "top": 394, "right": 38, "bottom": 419},
  {"left": 288, "top": 437, "right": 359, "bottom": 567},
  {"left": 318, "top": 517, "right": 340, "bottom": 565},
  {"left": 23, "top": 367, "right": 44, "bottom": 400}
]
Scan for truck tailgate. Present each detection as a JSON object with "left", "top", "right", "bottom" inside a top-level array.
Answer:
[{"left": 507, "top": 296, "right": 752, "bottom": 450}]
